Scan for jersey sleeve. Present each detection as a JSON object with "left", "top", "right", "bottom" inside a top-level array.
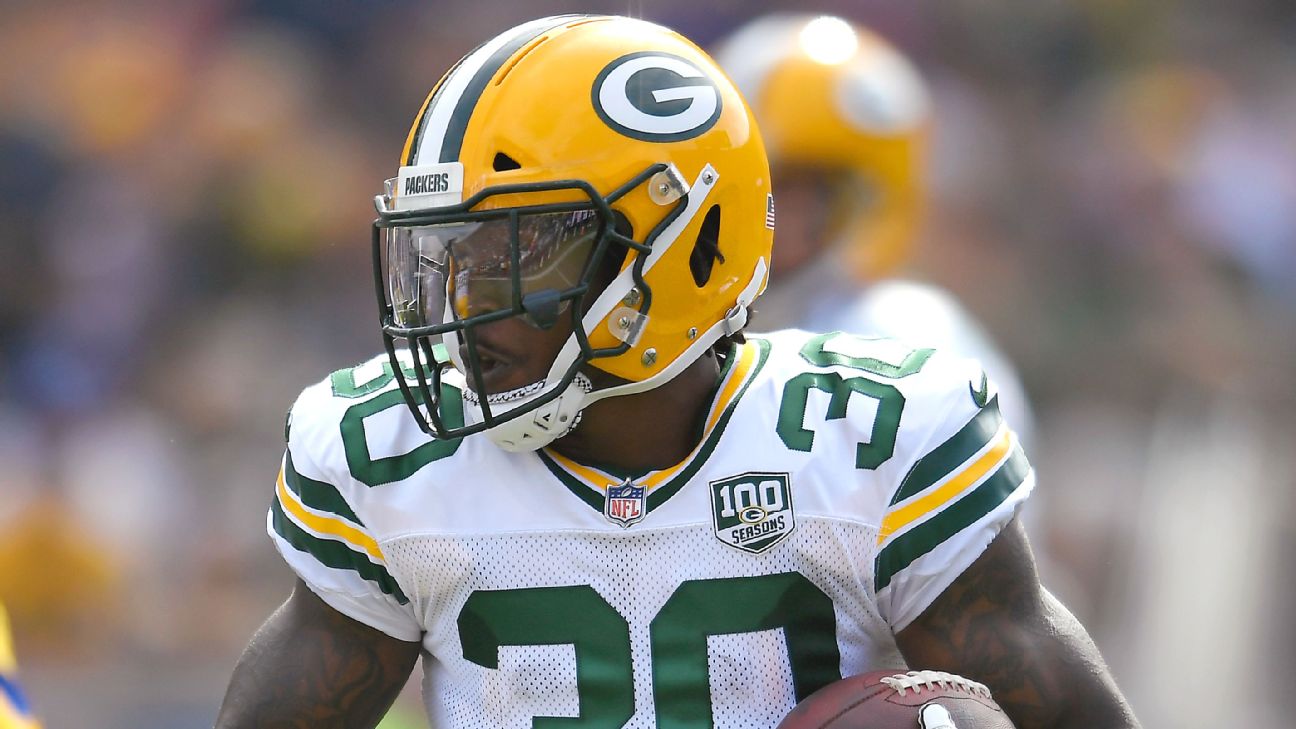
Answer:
[
  {"left": 266, "top": 384, "right": 422, "bottom": 642},
  {"left": 872, "top": 349, "right": 1034, "bottom": 631}
]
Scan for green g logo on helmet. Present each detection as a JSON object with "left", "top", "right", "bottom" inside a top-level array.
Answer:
[{"left": 592, "top": 51, "right": 723, "bottom": 142}]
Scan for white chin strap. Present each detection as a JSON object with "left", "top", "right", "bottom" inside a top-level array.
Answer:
[{"left": 462, "top": 373, "right": 592, "bottom": 452}]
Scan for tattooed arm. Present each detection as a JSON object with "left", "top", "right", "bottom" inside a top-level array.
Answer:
[
  {"left": 215, "top": 579, "right": 421, "bottom": 729},
  {"left": 895, "top": 518, "right": 1140, "bottom": 729}
]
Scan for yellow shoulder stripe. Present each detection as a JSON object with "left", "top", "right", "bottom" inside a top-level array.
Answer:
[
  {"left": 877, "top": 425, "right": 1015, "bottom": 544},
  {"left": 276, "top": 469, "right": 385, "bottom": 563}
]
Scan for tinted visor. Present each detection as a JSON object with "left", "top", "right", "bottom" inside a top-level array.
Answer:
[{"left": 386, "top": 209, "right": 602, "bottom": 330}]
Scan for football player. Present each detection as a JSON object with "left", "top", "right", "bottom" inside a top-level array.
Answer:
[
  {"left": 712, "top": 14, "right": 1034, "bottom": 444},
  {"left": 215, "top": 15, "right": 1139, "bottom": 729},
  {"left": 0, "top": 603, "right": 40, "bottom": 729}
]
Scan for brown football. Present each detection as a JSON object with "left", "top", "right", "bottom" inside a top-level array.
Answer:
[{"left": 776, "top": 670, "right": 1016, "bottom": 729}]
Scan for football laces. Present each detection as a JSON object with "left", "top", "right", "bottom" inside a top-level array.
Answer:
[{"left": 879, "top": 670, "right": 992, "bottom": 699}]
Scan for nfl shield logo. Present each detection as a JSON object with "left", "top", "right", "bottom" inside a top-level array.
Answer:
[{"left": 604, "top": 479, "right": 646, "bottom": 528}]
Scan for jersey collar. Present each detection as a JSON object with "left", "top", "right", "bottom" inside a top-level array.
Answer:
[{"left": 537, "top": 338, "right": 770, "bottom": 516}]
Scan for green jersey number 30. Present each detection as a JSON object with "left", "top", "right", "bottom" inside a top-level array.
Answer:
[
  {"left": 777, "top": 332, "right": 933, "bottom": 470},
  {"left": 458, "top": 572, "right": 840, "bottom": 728}
]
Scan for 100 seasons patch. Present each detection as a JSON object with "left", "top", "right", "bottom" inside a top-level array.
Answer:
[{"left": 710, "top": 472, "right": 795, "bottom": 553}]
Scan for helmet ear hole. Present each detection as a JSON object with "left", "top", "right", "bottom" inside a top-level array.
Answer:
[
  {"left": 689, "top": 205, "right": 723, "bottom": 287},
  {"left": 612, "top": 209, "right": 634, "bottom": 239},
  {"left": 493, "top": 152, "right": 522, "bottom": 171}
]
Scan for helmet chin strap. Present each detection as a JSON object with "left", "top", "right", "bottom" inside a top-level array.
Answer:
[{"left": 461, "top": 371, "right": 594, "bottom": 452}]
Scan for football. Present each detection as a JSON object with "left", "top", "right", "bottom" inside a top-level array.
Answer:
[{"left": 777, "top": 670, "right": 1016, "bottom": 729}]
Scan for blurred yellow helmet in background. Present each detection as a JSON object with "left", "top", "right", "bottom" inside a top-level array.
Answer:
[{"left": 714, "top": 14, "right": 930, "bottom": 279}]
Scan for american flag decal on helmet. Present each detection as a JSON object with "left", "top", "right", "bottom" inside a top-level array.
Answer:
[{"left": 765, "top": 193, "right": 775, "bottom": 229}]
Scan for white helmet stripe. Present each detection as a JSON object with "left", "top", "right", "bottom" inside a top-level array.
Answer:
[{"left": 412, "top": 15, "right": 589, "bottom": 165}]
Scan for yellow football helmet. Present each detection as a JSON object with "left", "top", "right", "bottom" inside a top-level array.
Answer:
[
  {"left": 373, "top": 15, "right": 772, "bottom": 450},
  {"left": 713, "top": 14, "right": 930, "bottom": 278}
]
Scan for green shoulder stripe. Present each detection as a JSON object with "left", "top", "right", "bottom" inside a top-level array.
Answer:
[
  {"left": 270, "top": 497, "right": 409, "bottom": 604},
  {"left": 890, "top": 396, "right": 1002, "bottom": 506},
  {"left": 284, "top": 451, "right": 364, "bottom": 527},
  {"left": 875, "top": 442, "right": 1030, "bottom": 592}
]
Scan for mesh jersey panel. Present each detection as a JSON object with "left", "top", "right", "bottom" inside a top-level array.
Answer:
[{"left": 384, "top": 519, "right": 903, "bottom": 729}]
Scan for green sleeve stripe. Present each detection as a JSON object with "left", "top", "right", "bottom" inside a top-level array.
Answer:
[
  {"left": 283, "top": 451, "right": 364, "bottom": 527},
  {"left": 875, "top": 442, "right": 1030, "bottom": 592},
  {"left": 891, "top": 396, "right": 1003, "bottom": 506},
  {"left": 270, "top": 497, "right": 409, "bottom": 605}
]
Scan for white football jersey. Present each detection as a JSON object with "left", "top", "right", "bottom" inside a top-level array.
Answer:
[{"left": 268, "top": 329, "right": 1032, "bottom": 729}]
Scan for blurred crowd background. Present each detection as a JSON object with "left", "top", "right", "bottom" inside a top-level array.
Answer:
[{"left": 1, "top": 0, "right": 1294, "bottom": 727}]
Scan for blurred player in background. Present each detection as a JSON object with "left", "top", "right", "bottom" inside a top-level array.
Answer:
[
  {"left": 0, "top": 603, "right": 39, "bottom": 729},
  {"left": 713, "top": 14, "right": 1034, "bottom": 443}
]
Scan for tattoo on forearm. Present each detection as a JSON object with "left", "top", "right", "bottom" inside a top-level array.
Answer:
[
  {"left": 217, "top": 587, "right": 419, "bottom": 729},
  {"left": 903, "top": 535, "right": 1054, "bottom": 726},
  {"left": 897, "top": 521, "right": 1136, "bottom": 729}
]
